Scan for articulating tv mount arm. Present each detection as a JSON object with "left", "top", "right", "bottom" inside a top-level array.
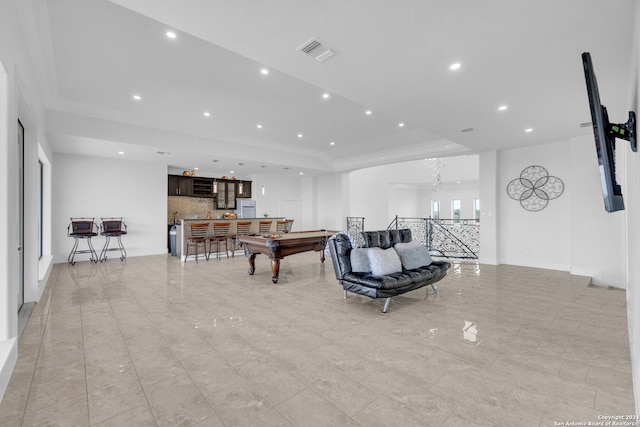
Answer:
[{"left": 609, "top": 111, "right": 636, "bottom": 152}]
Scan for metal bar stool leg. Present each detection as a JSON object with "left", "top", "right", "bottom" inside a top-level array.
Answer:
[
  {"left": 87, "top": 237, "right": 98, "bottom": 263},
  {"left": 116, "top": 235, "right": 127, "bottom": 260},
  {"left": 68, "top": 238, "right": 80, "bottom": 265},
  {"left": 100, "top": 236, "right": 111, "bottom": 262}
]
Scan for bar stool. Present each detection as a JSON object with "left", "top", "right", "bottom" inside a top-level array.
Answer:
[
  {"left": 99, "top": 217, "right": 127, "bottom": 262},
  {"left": 258, "top": 220, "right": 272, "bottom": 234},
  {"left": 230, "top": 221, "right": 252, "bottom": 257},
  {"left": 276, "top": 220, "right": 287, "bottom": 233},
  {"left": 208, "top": 222, "right": 231, "bottom": 260},
  {"left": 67, "top": 217, "right": 99, "bottom": 265},
  {"left": 284, "top": 219, "right": 294, "bottom": 233},
  {"left": 185, "top": 223, "right": 209, "bottom": 262}
]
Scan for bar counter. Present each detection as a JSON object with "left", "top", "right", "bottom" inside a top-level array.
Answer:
[{"left": 177, "top": 217, "right": 286, "bottom": 261}]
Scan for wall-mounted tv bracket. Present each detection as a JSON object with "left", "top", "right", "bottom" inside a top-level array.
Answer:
[{"left": 609, "top": 110, "right": 636, "bottom": 152}]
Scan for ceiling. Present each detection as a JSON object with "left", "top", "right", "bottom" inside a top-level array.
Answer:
[{"left": 21, "top": 0, "right": 637, "bottom": 178}]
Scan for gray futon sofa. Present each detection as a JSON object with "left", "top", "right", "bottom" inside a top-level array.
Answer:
[{"left": 328, "top": 229, "right": 451, "bottom": 313}]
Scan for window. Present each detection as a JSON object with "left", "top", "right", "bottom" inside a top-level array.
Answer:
[
  {"left": 431, "top": 200, "right": 440, "bottom": 220},
  {"left": 474, "top": 198, "right": 480, "bottom": 223},
  {"left": 452, "top": 199, "right": 461, "bottom": 223}
]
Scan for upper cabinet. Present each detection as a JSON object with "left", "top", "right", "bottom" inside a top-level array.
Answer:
[
  {"left": 168, "top": 175, "right": 193, "bottom": 196},
  {"left": 215, "top": 180, "right": 236, "bottom": 209},
  {"left": 169, "top": 175, "right": 251, "bottom": 204},
  {"left": 237, "top": 180, "right": 252, "bottom": 198}
]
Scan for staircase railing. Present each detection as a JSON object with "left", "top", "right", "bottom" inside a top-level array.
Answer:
[
  {"left": 346, "top": 217, "right": 365, "bottom": 235},
  {"left": 387, "top": 216, "right": 480, "bottom": 259}
]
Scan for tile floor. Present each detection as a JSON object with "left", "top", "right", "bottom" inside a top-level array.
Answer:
[{"left": 0, "top": 251, "right": 635, "bottom": 426}]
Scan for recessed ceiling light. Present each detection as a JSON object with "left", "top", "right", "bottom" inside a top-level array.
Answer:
[
  {"left": 498, "top": 105, "right": 508, "bottom": 111},
  {"left": 166, "top": 31, "right": 177, "bottom": 39},
  {"left": 525, "top": 128, "right": 533, "bottom": 133},
  {"left": 457, "top": 181, "right": 462, "bottom": 184},
  {"left": 260, "top": 68, "right": 269, "bottom": 75},
  {"left": 297, "top": 134, "right": 303, "bottom": 138},
  {"left": 118, "top": 151, "right": 124, "bottom": 155},
  {"left": 398, "top": 123, "right": 405, "bottom": 127},
  {"left": 330, "top": 141, "right": 335, "bottom": 146},
  {"left": 132, "top": 94, "right": 141, "bottom": 101},
  {"left": 230, "top": 170, "right": 234, "bottom": 174},
  {"left": 256, "top": 124, "right": 263, "bottom": 129},
  {"left": 322, "top": 93, "right": 330, "bottom": 99},
  {"left": 450, "top": 63, "right": 461, "bottom": 70},
  {"left": 194, "top": 167, "right": 199, "bottom": 170},
  {"left": 299, "top": 172, "right": 304, "bottom": 175},
  {"left": 203, "top": 112, "right": 210, "bottom": 117},
  {"left": 365, "top": 110, "right": 372, "bottom": 115}
]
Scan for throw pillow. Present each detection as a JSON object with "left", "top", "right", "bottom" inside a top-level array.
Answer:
[
  {"left": 350, "top": 248, "right": 371, "bottom": 273},
  {"left": 394, "top": 240, "right": 433, "bottom": 270},
  {"left": 367, "top": 247, "right": 403, "bottom": 276}
]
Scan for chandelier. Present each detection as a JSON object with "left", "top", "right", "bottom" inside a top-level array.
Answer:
[{"left": 425, "top": 158, "right": 446, "bottom": 196}]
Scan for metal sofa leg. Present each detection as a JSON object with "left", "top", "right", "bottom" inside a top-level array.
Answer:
[
  {"left": 382, "top": 297, "right": 391, "bottom": 313},
  {"left": 430, "top": 284, "right": 439, "bottom": 295},
  {"left": 343, "top": 290, "right": 348, "bottom": 299}
]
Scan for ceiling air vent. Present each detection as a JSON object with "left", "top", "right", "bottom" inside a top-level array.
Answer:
[{"left": 297, "top": 37, "right": 336, "bottom": 63}]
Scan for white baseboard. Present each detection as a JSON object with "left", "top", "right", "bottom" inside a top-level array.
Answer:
[
  {"left": 500, "top": 258, "right": 571, "bottom": 273},
  {"left": 0, "top": 337, "right": 18, "bottom": 403}
]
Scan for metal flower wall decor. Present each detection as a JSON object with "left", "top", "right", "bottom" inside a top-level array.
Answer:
[{"left": 507, "top": 165, "right": 565, "bottom": 212}]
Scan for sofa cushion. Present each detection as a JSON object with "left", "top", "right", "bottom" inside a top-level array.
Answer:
[
  {"left": 350, "top": 248, "right": 371, "bottom": 273},
  {"left": 394, "top": 240, "right": 433, "bottom": 270},
  {"left": 368, "top": 247, "right": 403, "bottom": 276},
  {"left": 361, "top": 229, "right": 411, "bottom": 249}
]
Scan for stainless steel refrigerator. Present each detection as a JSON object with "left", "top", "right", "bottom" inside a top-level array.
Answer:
[{"left": 235, "top": 199, "right": 256, "bottom": 218}]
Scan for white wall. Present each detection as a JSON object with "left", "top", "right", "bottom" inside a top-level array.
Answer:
[
  {"left": 495, "top": 138, "right": 627, "bottom": 285},
  {"left": 342, "top": 140, "right": 627, "bottom": 287},
  {"left": 479, "top": 150, "right": 499, "bottom": 265},
  {"left": 388, "top": 186, "right": 422, "bottom": 219},
  {"left": 0, "top": 0, "right": 52, "bottom": 400},
  {"left": 499, "top": 142, "right": 573, "bottom": 271},
  {"left": 0, "top": 46, "right": 15, "bottom": 403},
  {"left": 316, "top": 174, "right": 343, "bottom": 230},
  {"left": 52, "top": 154, "right": 168, "bottom": 262},
  {"left": 252, "top": 173, "right": 302, "bottom": 221},
  {"left": 348, "top": 155, "right": 480, "bottom": 230},
  {"left": 626, "top": 0, "right": 640, "bottom": 416},
  {"left": 570, "top": 135, "right": 626, "bottom": 285},
  {"left": 347, "top": 167, "right": 390, "bottom": 230}
]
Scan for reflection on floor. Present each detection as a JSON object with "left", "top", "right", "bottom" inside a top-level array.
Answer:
[{"left": 0, "top": 252, "right": 634, "bottom": 426}]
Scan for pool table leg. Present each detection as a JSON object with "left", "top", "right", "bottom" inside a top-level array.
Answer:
[
  {"left": 248, "top": 253, "right": 256, "bottom": 275},
  {"left": 271, "top": 259, "right": 280, "bottom": 283}
]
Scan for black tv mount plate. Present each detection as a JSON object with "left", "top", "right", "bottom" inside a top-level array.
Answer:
[{"left": 610, "top": 110, "right": 636, "bottom": 152}]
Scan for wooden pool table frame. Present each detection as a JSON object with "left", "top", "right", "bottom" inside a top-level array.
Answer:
[{"left": 238, "top": 230, "right": 338, "bottom": 283}]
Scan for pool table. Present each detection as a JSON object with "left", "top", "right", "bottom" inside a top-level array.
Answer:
[{"left": 239, "top": 229, "right": 338, "bottom": 283}]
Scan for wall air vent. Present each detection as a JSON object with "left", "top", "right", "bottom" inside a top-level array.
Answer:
[
  {"left": 580, "top": 121, "right": 593, "bottom": 128},
  {"left": 297, "top": 37, "right": 336, "bottom": 63}
]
